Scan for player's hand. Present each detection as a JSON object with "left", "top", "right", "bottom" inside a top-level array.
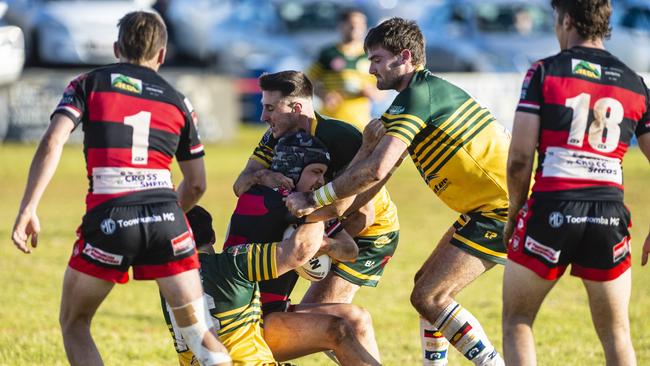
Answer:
[
  {"left": 257, "top": 170, "right": 294, "bottom": 191},
  {"left": 503, "top": 218, "right": 516, "bottom": 246},
  {"left": 11, "top": 210, "right": 41, "bottom": 254},
  {"left": 362, "top": 118, "right": 386, "bottom": 151},
  {"left": 323, "top": 91, "right": 343, "bottom": 110},
  {"left": 641, "top": 231, "right": 650, "bottom": 266},
  {"left": 285, "top": 191, "right": 318, "bottom": 218}
]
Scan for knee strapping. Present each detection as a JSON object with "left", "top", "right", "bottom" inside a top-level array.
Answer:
[{"left": 171, "top": 296, "right": 230, "bottom": 366}]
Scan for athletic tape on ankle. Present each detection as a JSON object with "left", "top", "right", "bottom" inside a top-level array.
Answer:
[{"left": 313, "top": 182, "right": 338, "bottom": 207}]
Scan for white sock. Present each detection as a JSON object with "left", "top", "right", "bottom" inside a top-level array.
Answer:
[
  {"left": 433, "top": 301, "right": 504, "bottom": 366},
  {"left": 420, "top": 317, "right": 449, "bottom": 365}
]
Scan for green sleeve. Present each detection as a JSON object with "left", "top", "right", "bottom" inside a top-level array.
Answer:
[
  {"left": 380, "top": 86, "right": 430, "bottom": 146},
  {"left": 250, "top": 129, "right": 277, "bottom": 168},
  {"left": 229, "top": 243, "right": 279, "bottom": 282}
]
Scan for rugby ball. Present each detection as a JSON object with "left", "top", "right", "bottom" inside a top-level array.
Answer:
[{"left": 283, "top": 225, "right": 331, "bottom": 282}]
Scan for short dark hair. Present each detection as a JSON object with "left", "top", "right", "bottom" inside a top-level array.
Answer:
[
  {"left": 551, "top": 0, "right": 611, "bottom": 40},
  {"left": 339, "top": 8, "right": 365, "bottom": 23},
  {"left": 364, "top": 17, "right": 426, "bottom": 67},
  {"left": 185, "top": 206, "right": 215, "bottom": 246},
  {"left": 258, "top": 71, "right": 313, "bottom": 99},
  {"left": 117, "top": 11, "right": 168, "bottom": 62}
]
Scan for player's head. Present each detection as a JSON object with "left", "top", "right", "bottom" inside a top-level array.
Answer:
[
  {"left": 551, "top": 0, "right": 611, "bottom": 49},
  {"left": 259, "top": 71, "right": 315, "bottom": 139},
  {"left": 364, "top": 17, "right": 425, "bottom": 91},
  {"left": 185, "top": 205, "right": 216, "bottom": 251},
  {"left": 339, "top": 8, "right": 367, "bottom": 43},
  {"left": 271, "top": 131, "right": 330, "bottom": 192},
  {"left": 115, "top": 11, "right": 168, "bottom": 67}
]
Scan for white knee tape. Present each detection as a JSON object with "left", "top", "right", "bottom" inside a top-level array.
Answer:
[{"left": 173, "top": 296, "right": 231, "bottom": 366}]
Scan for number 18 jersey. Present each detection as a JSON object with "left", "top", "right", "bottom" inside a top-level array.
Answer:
[
  {"left": 53, "top": 63, "right": 205, "bottom": 212},
  {"left": 518, "top": 46, "right": 650, "bottom": 201}
]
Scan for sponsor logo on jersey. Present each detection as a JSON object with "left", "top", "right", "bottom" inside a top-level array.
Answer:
[
  {"left": 111, "top": 73, "right": 142, "bottom": 94},
  {"left": 425, "top": 350, "right": 447, "bottom": 360},
  {"left": 464, "top": 340, "right": 485, "bottom": 360},
  {"left": 525, "top": 235, "right": 560, "bottom": 263},
  {"left": 100, "top": 218, "right": 116, "bottom": 235},
  {"left": 542, "top": 147, "right": 622, "bottom": 185},
  {"left": 388, "top": 105, "right": 405, "bottom": 115},
  {"left": 511, "top": 235, "right": 521, "bottom": 251},
  {"left": 613, "top": 236, "right": 630, "bottom": 263},
  {"left": 83, "top": 242, "right": 123, "bottom": 265},
  {"left": 548, "top": 211, "right": 564, "bottom": 228},
  {"left": 92, "top": 167, "right": 173, "bottom": 194},
  {"left": 433, "top": 177, "right": 450, "bottom": 194},
  {"left": 171, "top": 231, "right": 195, "bottom": 256},
  {"left": 572, "top": 59, "right": 601, "bottom": 80},
  {"left": 373, "top": 235, "right": 392, "bottom": 248}
]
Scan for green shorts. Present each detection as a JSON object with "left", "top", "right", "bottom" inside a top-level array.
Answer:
[
  {"left": 449, "top": 213, "right": 507, "bottom": 265},
  {"left": 332, "top": 231, "right": 399, "bottom": 287}
]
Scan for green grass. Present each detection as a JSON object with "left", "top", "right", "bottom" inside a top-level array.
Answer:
[{"left": 0, "top": 125, "right": 649, "bottom": 365}]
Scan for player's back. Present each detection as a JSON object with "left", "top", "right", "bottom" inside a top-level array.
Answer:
[
  {"left": 517, "top": 46, "right": 650, "bottom": 201},
  {"left": 53, "top": 63, "right": 204, "bottom": 211}
]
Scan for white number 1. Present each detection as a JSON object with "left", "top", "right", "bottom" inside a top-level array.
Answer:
[
  {"left": 124, "top": 111, "right": 151, "bottom": 165},
  {"left": 565, "top": 93, "right": 623, "bottom": 153}
]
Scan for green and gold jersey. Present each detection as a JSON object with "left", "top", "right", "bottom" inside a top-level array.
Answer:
[
  {"left": 307, "top": 44, "right": 375, "bottom": 130},
  {"left": 382, "top": 68, "right": 510, "bottom": 217},
  {"left": 251, "top": 114, "right": 399, "bottom": 236}
]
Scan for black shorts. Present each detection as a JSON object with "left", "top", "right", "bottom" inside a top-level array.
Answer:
[
  {"left": 259, "top": 271, "right": 299, "bottom": 316},
  {"left": 68, "top": 201, "right": 199, "bottom": 283},
  {"left": 508, "top": 198, "right": 631, "bottom": 281}
]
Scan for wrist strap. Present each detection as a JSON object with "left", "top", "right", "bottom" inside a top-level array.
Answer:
[{"left": 313, "top": 182, "right": 338, "bottom": 208}]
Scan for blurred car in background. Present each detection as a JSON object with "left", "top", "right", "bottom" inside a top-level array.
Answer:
[
  {"left": 607, "top": 0, "right": 650, "bottom": 72},
  {"left": 396, "top": 0, "right": 558, "bottom": 72},
  {"left": 3, "top": 0, "right": 154, "bottom": 65},
  {"left": 0, "top": 1, "right": 24, "bottom": 84}
]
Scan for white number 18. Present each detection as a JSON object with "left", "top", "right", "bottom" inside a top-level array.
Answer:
[{"left": 565, "top": 93, "right": 623, "bottom": 153}]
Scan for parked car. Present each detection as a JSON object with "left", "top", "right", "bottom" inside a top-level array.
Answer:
[
  {"left": 607, "top": 0, "right": 650, "bottom": 72},
  {"left": 4, "top": 0, "right": 154, "bottom": 65},
  {"left": 395, "top": 0, "right": 559, "bottom": 72},
  {"left": 0, "top": 1, "right": 24, "bottom": 84}
]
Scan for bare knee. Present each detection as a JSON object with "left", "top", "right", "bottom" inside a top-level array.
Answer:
[
  {"left": 59, "top": 307, "right": 93, "bottom": 334},
  {"left": 345, "top": 306, "right": 373, "bottom": 337},
  {"left": 410, "top": 284, "right": 452, "bottom": 319},
  {"left": 327, "top": 317, "right": 354, "bottom": 347}
]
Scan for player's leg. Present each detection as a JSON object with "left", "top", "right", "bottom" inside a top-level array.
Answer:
[
  {"left": 301, "top": 273, "right": 359, "bottom": 303},
  {"left": 410, "top": 224, "right": 502, "bottom": 365},
  {"left": 59, "top": 267, "right": 114, "bottom": 366},
  {"left": 582, "top": 270, "right": 636, "bottom": 366},
  {"left": 501, "top": 260, "right": 556, "bottom": 366},
  {"left": 263, "top": 309, "right": 380, "bottom": 366}
]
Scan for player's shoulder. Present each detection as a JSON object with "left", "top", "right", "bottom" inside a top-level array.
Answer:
[{"left": 315, "top": 114, "right": 362, "bottom": 139}]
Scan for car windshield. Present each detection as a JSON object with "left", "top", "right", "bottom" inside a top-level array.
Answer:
[
  {"left": 276, "top": 0, "right": 344, "bottom": 32},
  {"left": 474, "top": 3, "right": 553, "bottom": 34}
]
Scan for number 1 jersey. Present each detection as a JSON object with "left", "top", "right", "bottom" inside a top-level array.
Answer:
[
  {"left": 517, "top": 46, "right": 650, "bottom": 201},
  {"left": 52, "top": 63, "right": 205, "bottom": 212}
]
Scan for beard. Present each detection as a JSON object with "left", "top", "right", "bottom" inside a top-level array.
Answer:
[{"left": 376, "top": 74, "right": 401, "bottom": 90}]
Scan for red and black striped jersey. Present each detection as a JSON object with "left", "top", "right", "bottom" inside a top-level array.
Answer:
[
  {"left": 517, "top": 46, "right": 650, "bottom": 201},
  {"left": 52, "top": 63, "right": 205, "bottom": 211}
]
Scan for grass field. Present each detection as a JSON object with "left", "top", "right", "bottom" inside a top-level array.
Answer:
[{"left": 0, "top": 124, "right": 648, "bottom": 365}]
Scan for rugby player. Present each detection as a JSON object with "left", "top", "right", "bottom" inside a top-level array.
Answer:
[
  {"left": 234, "top": 70, "right": 400, "bottom": 305},
  {"left": 307, "top": 8, "right": 379, "bottom": 130},
  {"left": 502, "top": 0, "right": 650, "bottom": 364},
  {"left": 286, "top": 18, "right": 511, "bottom": 366},
  {"left": 163, "top": 132, "right": 381, "bottom": 365},
  {"left": 10, "top": 11, "right": 230, "bottom": 366}
]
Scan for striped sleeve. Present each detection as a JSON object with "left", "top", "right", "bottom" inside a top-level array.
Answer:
[
  {"left": 516, "top": 61, "right": 544, "bottom": 115},
  {"left": 52, "top": 73, "right": 88, "bottom": 126},
  {"left": 245, "top": 243, "right": 278, "bottom": 282},
  {"left": 250, "top": 129, "right": 276, "bottom": 167}
]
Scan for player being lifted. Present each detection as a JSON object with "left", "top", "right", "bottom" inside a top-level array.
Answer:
[
  {"left": 10, "top": 11, "right": 230, "bottom": 366},
  {"left": 234, "top": 71, "right": 400, "bottom": 306},
  {"left": 503, "top": 0, "right": 650, "bottom": 364},
  {"left": 163, "top": 132, "right": 381, "bottom": 365},
  {"left": 286, "top": 18, "right": 511, "bottom": 365}
]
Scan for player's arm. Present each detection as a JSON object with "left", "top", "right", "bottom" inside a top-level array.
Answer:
[
  {"left": 177, "top": 158, "right": 207, "bottom": 212},
  {"left": 286, "top": 134, "right": 407, "bottom": 217},
  {"left": 504, "top": 111, "right": 540, "bottom": 244},
  {"left": 637, "top": 133, "right": 650, "bottom": 265},
  {"left": 12, "top": 114, "right": 75, "bottom": 253},
  {"left": 233, "top": 158, "right": 294, "bottom": 197},
  {"left": 274, "top": 221, "right": 326, "bottom": 276},
  {"left": 320, "top": 228, "right": 358, "bottom": 262}
]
